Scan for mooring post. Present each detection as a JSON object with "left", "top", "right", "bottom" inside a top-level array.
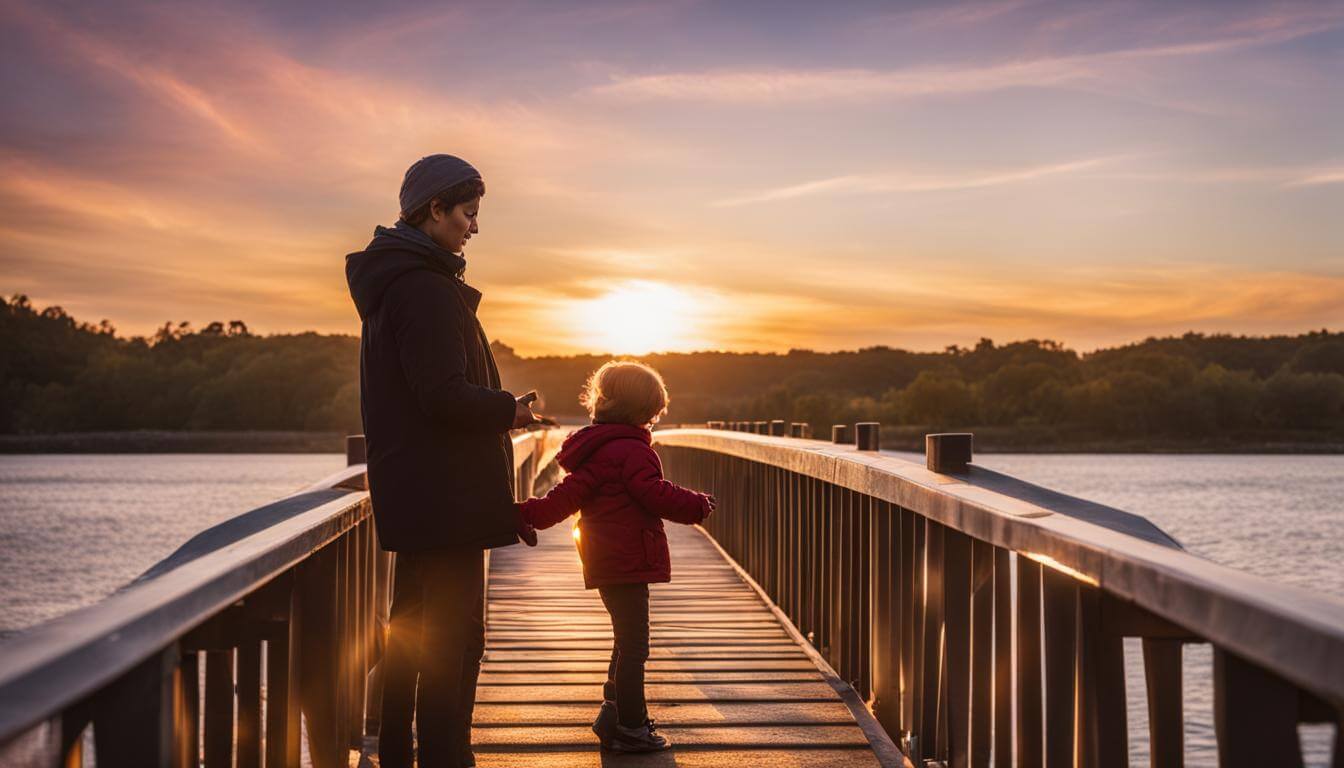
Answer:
[
  {"left": 855, "top": 422, "right": 880, "bottom": 451},
  {"left": 790, "top": 422, "right": 810, "bottom": 438},
  {"left": 926, "top": 433, "right": 973, "bottom": 473},
  {"left": 769, "top": 420, "right": 786, "bottom": 436},
  {"left": 831, "top": 424, "right": 851, "bottom": 444},
  {"left": 346, "top": 434, "right": 366, "bottom": 466}
]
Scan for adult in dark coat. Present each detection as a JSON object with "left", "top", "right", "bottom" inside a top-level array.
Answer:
[{"left": 346, "top": 154, "right": 534, "bottom": 768}]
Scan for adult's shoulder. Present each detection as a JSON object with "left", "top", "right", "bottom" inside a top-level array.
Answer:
[{"left": 383, "top": 267, "right": 464, "bottom": 310}]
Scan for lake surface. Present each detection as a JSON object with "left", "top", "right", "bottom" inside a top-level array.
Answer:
[
  {"left": 0, "top": 452, "right": 1340, "bottom": 765},
  {"left": 0, "top": 454, "right": 345, "bottom": 637}
]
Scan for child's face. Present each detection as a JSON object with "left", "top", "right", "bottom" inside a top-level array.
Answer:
[{"left": 426, "top": 196, "right": 481, "bottom": 253}]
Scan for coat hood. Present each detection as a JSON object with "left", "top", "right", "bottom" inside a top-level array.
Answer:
[
  {"left": 345, "top": 221, "right": 470, "bottom": 320},
  {"left": 557, "top": 423, "right": 651, "bottom": 472}
]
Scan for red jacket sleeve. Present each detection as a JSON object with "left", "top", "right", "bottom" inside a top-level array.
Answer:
[
  {"left": 621, "top": 446, "right": 712, "bottom": 525},
  {"left": 519, "top": 467, "right": 597, "bottom": 531}
]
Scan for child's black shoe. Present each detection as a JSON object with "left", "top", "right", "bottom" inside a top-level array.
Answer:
[
  {"left": 591, "top": 700, "right": 618, "bottom": 745},
  {"left": 607, "top": 718, "right": 670, "bottom": 753}
]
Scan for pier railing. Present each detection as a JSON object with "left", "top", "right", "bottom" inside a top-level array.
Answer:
[
  {"left": 0, "top": 429, "right": 563, "bottom": 768},
  {"left": 653, "top": 425, "right": 1344, "bottom": 767}
]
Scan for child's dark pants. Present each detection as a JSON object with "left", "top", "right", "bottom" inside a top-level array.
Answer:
[{"left": 598, "top": 582, "right": 651, "bottom": 727}]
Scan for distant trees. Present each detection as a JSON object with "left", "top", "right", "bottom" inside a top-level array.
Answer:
[
  {"left": 498, "top": 329, "right": 1344, "bottom": 441},
  {"left": 4, "top": 293, "right": 1343, "bottom": 443},
  {"left": 1, "top": 295, "right": 361, "bottom": 434}
]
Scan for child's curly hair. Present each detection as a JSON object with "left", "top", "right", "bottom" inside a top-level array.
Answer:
[{"left": 580, "top": 361, "right": 669, "bottom": 427}]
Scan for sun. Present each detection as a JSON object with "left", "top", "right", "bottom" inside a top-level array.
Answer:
[{"left": 573, "top": 281, "right": 705, "bottom": 355}]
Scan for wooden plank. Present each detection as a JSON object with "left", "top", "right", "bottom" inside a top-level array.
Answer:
[
  {"left": 473, "top": 724, "right": 872, "bottom": 747},
  {"left": 472, "top": 701, "right": 859, "bottom": 725},
  {"left": 473, "top": 749, "right": 881, "bottom": 767},
  {"left": 476, "top": 521, "right": 895, "bottom": 767},
  {"left": 478, "top": 671, "right": 824, "bottom": 684}
]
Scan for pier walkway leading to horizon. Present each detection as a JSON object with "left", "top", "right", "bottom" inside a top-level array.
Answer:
[{"left": 471, "top": 521, "right": 897, "bottom": 767}]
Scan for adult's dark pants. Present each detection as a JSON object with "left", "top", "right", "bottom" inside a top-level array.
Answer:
[
  {"left": 598, "top": 582, "right": 651, "bottom": 728},
  {"left": 379, "top": 548, "right": 485, "bottom": 768}
]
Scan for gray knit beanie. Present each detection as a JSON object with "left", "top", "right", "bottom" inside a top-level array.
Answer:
[{"left": 399, "top": 154, "right": 481, "bottom": 218}]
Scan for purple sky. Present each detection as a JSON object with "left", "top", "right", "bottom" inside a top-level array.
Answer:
[{"left": 1, "top": 0, "right": 1341, "bottom": 354}]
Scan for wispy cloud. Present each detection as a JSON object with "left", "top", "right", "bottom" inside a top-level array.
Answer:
[
  {"left": 587, "top": 6, "right": 1344, "bottom": 104},
  {"left": 1286, "top": 168, "right": 1344, "bottom": 187},
  {"left": 714, "top": 156, "right": 1122, "bottom": 207}
]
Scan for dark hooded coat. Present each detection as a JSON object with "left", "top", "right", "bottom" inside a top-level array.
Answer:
[
  {"left": 345, "top": 223, "right": 521, "bottom": 552},
  {"left": 519, "top": 423, "right": 712, "bottom": 588}
]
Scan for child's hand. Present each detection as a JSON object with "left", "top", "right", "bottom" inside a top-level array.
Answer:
[
  {"left": 518, "top": 523, "right": 538, "bottom": 547},
  {"left": 517, "top": 503, "right": 539, "bottom": 546},
  {"left": 702, "top": 494, "right": 717, "bottom": 519}
]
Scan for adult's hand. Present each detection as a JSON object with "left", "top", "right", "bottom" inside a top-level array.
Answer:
[{"left": 512, "top": 398, "right": 537, "bottom": 429}]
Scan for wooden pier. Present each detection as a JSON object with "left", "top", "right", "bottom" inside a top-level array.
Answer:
[
  {"left": 2, "top": 426, "right": 1343, "bottom": 767},
  {"left": 473, "top": 521, "right": 898, "bottom": 767}
]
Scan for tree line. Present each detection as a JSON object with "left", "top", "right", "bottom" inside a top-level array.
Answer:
[{"left": 4, "top": 294, "right": 1342, "bottom": 444}]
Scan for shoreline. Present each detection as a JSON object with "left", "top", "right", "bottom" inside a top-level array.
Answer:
[
  {"left": 0, "top": 431, "right": 346, "bottom": 454},
  {"left": 1, "top": 429, "right": 1341, "bottom": 454}
]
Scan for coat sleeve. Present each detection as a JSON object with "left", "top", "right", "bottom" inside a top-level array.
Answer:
[
  {"left": 386, "top": 274, "right": 516, "bottom": 433},
  {"left": 621, "top": 445, "right": 712, "bottom": 525},
  {"left": 519, "top": 467, "right": 597, "bottom": 531}
]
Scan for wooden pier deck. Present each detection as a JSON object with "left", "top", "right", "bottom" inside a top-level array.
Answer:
[{"left": 472, "top": 522, "right": 896, "bottom": 767}]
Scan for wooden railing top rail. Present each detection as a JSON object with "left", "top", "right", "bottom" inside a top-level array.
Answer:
[
  {"left": 0, "top": 428, "right": 562, "bottom": 745},
  {"left": 652, "top": 428, "right": 1344, "bottom": 707}
]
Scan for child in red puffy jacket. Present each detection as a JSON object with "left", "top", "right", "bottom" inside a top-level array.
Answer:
[{"left": 518, "top": 361, "right": 715, "bottom": 753}]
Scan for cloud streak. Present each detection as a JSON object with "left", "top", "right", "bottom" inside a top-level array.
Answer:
[
  {"left": 714, "top": 156, "right": 1124, "bottom": 206},
  {"left": 587, "top": 6, "right": 1344, "bottom": 104}
]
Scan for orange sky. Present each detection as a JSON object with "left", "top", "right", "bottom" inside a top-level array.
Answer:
[{"left": 1, "top": 0, "right": 1341, "bottom": 356}]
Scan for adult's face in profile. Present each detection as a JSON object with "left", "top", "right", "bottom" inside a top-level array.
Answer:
[{"left": 425, "top": 195, "right": 481, "bottom": 254}]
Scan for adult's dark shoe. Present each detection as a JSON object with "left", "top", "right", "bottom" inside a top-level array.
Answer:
[
  {"left": 606, "top": 718, "right": 671, "bottom": 753},
  {"left": 591, "top": 700, "right": 618, "bottom": 745}
]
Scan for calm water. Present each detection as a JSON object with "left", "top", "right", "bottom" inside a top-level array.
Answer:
[
  {"left": 0, "top": 454, "right": 345, "bottom": 638},
  {"left": 0, "top": 452, "right": 1340, "bottom": 764}
]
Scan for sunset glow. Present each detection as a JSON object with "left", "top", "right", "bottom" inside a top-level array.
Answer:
[
  {"left": 0, "top": 1, "right": 1340, "bottom": 354},
  {"left": 572, "top": 282, "right": 705, "bottom": 355}
]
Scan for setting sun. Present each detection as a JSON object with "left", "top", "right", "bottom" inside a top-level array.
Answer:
[{"left": 572, "top": 281, "right": 706, "bottom": 355}]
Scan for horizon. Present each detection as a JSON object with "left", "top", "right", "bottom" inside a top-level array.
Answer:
[
  {"left": 2, "top": 0, "right": 1342, "bottom": 356},
  {"left": 9, "top": 291, "right": 1337, "bottom": 360}
]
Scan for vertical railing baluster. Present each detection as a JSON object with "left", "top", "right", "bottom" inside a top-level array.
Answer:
[
  {"left": 236, "top": 640, "right": 261, "bottom": 768},
  {"left": 1213, "top": 648, "right": 1305, "bottom": 767},
  {"left": 1075, "top": 584, "right": 1128, "bottom": 768},
  {"left": 944, "top": 529, "right": 973, "bottom": 768},
  {"left": 920, "top": 521, "right": 945, "bottom": 759},
  {"left": 1016, "top": 556, "right": 1043, "bottom": 766},
  {"left": 175, "top": 651, "right": 198, "bottom": 768},
  {"left": 265, "top": 572, "right": 301, "bottom": 768},
  {"left": 203, "top": 649, "right": 234, "bottom": 767},
  {"left": 910, "top": 512, "right": 927, "bottom": 758},
  {"left": 1041, "top": 567, "right": 1077, "bottom": 768},
  {"left": 899, "top": 507, "right": 916, "bottom": 740},
  {"left": 970, "top": 539, "right": 994, "bottom": 767},
  {"left": 870, "top": 500, "right": 899, "bottom": 734},
  {"left": 992, "top": 548, "right": 1012, "bottom": 768},
  {"left": 93, "top": 647, "right": 179, "bottom": 767},
  {"left": 1142, "top": 638, "right": 1184, "bottom": 767}
]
